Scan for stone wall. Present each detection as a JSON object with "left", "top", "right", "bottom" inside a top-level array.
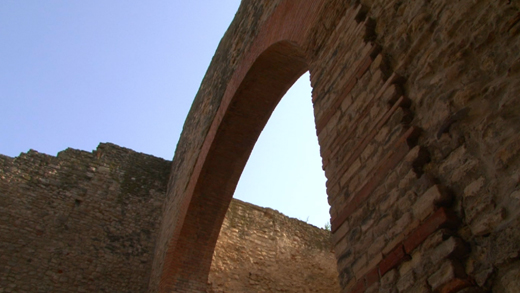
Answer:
[
  {"left": 0, "top": 143, "right": 339, "bottom": 292},
  {"left": 311, "top": 1, "right": 520, "bottom": 292},
  {"left": 151, "top": 0, "right": 520, "bottom": 292},
  {"left": 209, "top": 199, "right": 339, "bottom": 293},
  {"left": 0, "top": 143, "right": 170, "bottom": 292}
]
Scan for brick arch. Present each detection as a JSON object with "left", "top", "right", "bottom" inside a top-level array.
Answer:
[
  {"left": 158, "top": 41, "right": 309, "bottom": 292},
  {"left": 154, "top": 1, "right": 327, "bottom": 291},
  {"left": 152, "top": 0, "right": 520, "bottom": 292}
]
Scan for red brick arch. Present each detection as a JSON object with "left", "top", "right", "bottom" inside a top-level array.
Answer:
[
  {"left": 151, "top": 0, "right": 519, "bottom": 292},
  {"left": 156, "top": 1, "right": 325, "bottom": 291}
]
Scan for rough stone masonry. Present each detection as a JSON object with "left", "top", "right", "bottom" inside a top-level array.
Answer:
[
  {"left": 150, "top": 0, "right": 520, "bottom": 292},
  {"left": 0, "top": 143, "right": 339, "bottom": 292},
  {"left": 2, "top": 0, "right": 520, "bottom": 292}
]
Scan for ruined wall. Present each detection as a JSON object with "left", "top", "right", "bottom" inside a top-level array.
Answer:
[
  {"left": 0, "top": 143, "right": 338, "bottom": 292},
  {"left": 153, "top": 0, "right": 520, "bottom": 292},
  {"left": 311, "top": 1, "right": 520, "bottom": 292},
  {"left": 0, "top": 144, "right": 170, "bottom": 292},
  {"left": 209, "top": 199, "right": 339, "bottom": 293}
]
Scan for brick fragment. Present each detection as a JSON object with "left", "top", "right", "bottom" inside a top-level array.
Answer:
[
  {"left": 379, "top": 245, "right": 410, "bottom": 276},
  {"left": 365, "top": 267, "right": 380, "bottom": 288},
  {"left": 403, "top": 207, "right": 459, "bottom": 254}
]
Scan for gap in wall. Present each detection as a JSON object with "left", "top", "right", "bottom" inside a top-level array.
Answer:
[{"left": 232, "top": 72, "right": 330, "bottom": 228}]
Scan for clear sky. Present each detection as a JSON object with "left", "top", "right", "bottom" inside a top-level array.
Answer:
[{"left": 0, "top": 1, "right": 330, "bottom": 228}]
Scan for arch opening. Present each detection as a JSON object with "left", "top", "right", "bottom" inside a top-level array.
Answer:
[
  {"left": 206, "top": 71, "right": 338, "bottom": 292},
  {"left": 233, "top": 71, "right": 329, "bottom": 228},
  {"left": 158, "top": 41, "right": 324, "bottom": 291}
]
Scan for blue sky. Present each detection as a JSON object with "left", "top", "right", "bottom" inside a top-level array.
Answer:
[{"left": 0, "top": 1, "right": 330, "bottom": 228}]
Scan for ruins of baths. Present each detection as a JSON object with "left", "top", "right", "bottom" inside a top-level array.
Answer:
[{"left": 2, "top": 0, "right": 520, "bottom": 292}]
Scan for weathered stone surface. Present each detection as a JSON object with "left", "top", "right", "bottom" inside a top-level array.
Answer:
[
  {"left": 208, "top": 199, "right": 339, "bottom": 293},
  {"left": 0, "top": 144, "right": 339, "bottom": 292},
  {"left": 493, "top": 263, "right": 520, "bottom": 293},
  {"left": 427, "top": 260, "right": 466, "bottom": 291},
  {"left": 0, "top": 144, "right": 170, "bottom": 293}
]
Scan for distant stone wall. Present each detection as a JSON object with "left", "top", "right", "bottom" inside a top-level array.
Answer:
[
  {"left": 0, "top": 143, "right": 338, "bottom": 292},
  {"left": 209, "top": 199, "right": 339, "bottom": 293},
  {"left": 0, "top": 143, "right": 170, "bottom": 292}
]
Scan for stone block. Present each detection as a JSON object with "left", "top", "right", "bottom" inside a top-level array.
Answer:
[
  {"left": 372, "top": 214, "right": 393, "bottom": 241},
  {"left": 352, "top": 254, "right": 368, "bottom": 279},
  {"left": 412, "top": 185, "right": 452, "bottom": 222},
  {"left": 403, "top": 281, "right": 431, "bottom": 293},
  {"left": 364, "top": 253, "right": 383, "bottom": 279},
  {"left": 429, "top": 237, "right": 468, "bottom": 265},
  {"left": 351, "top": 278, "right": 366, "bottom": 293},
  {"left": 395, "top": 191, "right": 415, "bottom": 217},
  {"left": 333, "top": 219, "right": 350, "bottom": 245},
  {"left": 399, "top": 250, "right": 423, "bottom": 277},
  {"left": 368, "top": 235, "right": 387, "bottom": 259},
  {"left": 470, "top": 208, "right": 506, "bottom": 236},
  {"left": 427, "top": 259, "right": 466, "bottom": 291},
  {"left": 464, "top": 192, "right": 494, "bottom": 223},
  {"left": 382, "top": 233, "right": 405, "bottom": 256},
  {"left": 379, "top": 269, "right": 397, "bottom": 288},
  {"left": 493, "top": 263, "right": 520, "bottom": 292},
  {"left": 403, "top": 208, "right": 459, "bottom": 254},
  {"left": 386, "top": 212, "right": 412, "bottom": 240},
  {"left": 420, "top": 229, "right": 453, "bottom": 253},
  {"left": 378, "top": 188, "right": 400, "bottom": 213},
  {"left": 463, "top": 177, "right": 485, "bottom": 198},
  {"left": 361, "top": 211, "right": 377, "bottom": 233},
  {"left": 396, "top": 271, "right": 415, "bottom": 292}
]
